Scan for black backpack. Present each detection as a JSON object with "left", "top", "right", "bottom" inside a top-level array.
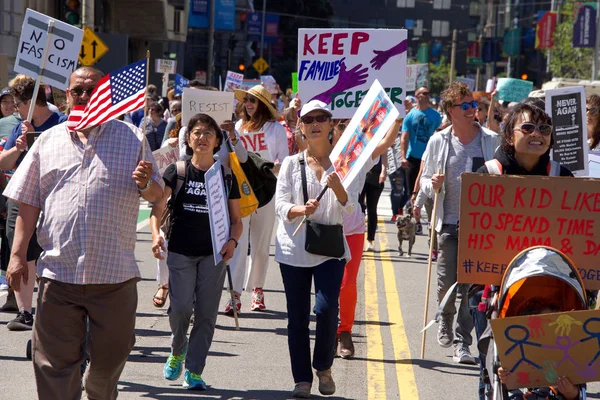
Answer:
[{"left": 239, "top": 152, "right": 277, "bottom": 208}]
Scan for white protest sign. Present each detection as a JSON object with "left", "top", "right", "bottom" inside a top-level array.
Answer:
[
  {"left": 152, "top": 145, "right": 180, "bottom": 176},
  {"left": 238, "top": 132, "right": 271, "bottom": 161},
  {"left": 330, "top": 79, "right": 400, "bottom": 189},
  {"left": 206, "top": 160, "right": 230, "bottom": 265},
  {"left": 406, "top": 63, "right": 428, "bottom": 92},
  {"left": 155, "top": 59, "right": 176, "bottom": 74},
  {"left": 485, "top": 78, "right": 495, "bottom": 93},
  {"left": 181, "top": 88, "right": 234, "bottom": 126},
  {"left": 224, "top": 71, "right": 244, "bottom": 92},
  {"left": 545, "top": 86, "right": 589, "bottom": 176},
  {"left": 298, "top": 29, "right": 407, "bottom": 119},
  {"left": 15, "top": 9, "right": 84, "bottom": 90}
]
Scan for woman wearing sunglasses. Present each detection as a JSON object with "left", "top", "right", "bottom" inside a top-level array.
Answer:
[
  {"left": 275, "top": 100, "right": 357, "bottom": 398},
  {"left": 476, "top": 102, "right": 571, "bottom": 176},
  {"left": 587, "top": 95, "right": 600, "bottom": 151},
  {"left": 472, "top": 101, "right": 572, "bottom": 400},
  {"left": 229, "top": 85, "right": 288, "bottom": 314}
]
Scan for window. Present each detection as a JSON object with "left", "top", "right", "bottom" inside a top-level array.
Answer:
[
  {"left": 433, "top": 0, "right": 451, "bottom": 9},
  {"left": 397, "top": 0, "right": 415, "bottom": 8},
  {"left": 414, "top": 19, "right": 423, "bottom": 36},
  {"left": 432, "top": 20, "right": 450, "bottom": 37}
]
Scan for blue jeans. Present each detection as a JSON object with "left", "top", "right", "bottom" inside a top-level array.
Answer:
[
  {"left": 280, "top": 259, "right": 346, "bottom": 383},
  {"left": 470, "top": 290, "right": 487, "bottom": 400}
]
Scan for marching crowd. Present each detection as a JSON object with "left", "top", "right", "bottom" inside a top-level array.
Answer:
[{"left": 0, "top": 64, "right": 598, "bottom": 400}]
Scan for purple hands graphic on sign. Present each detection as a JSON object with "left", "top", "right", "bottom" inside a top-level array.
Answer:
[
  {"left": 370, "top": 39, "right": 408, "bottom": 70},
  {"left": 310, "top": 61, "right": 369, "bottom": 104}
]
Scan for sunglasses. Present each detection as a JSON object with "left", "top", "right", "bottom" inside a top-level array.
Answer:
[
  {"left": 243, "top": 97, "right": 257, "bottom": 104},
  {"left": 70, "top": 87, "right": 95, "bottom": 97},
  {"left": 514, "top": 122, "right": 553, "bottom": 136},
  {"left": 452, "top": 101, "right": 478, "bottom": 111},
  {"left": 587, "top": 107, "right": 599, "bottom": 114},
  {"left": 419, "top": 92, "right": 430, "bottom": 96},
  {"left": 301, "top": 115, "right": 330, "bottom": 124}
]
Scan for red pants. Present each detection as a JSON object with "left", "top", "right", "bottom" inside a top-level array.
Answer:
[{"left": 338, "top": 233, "right": 365, "bottom": 334}]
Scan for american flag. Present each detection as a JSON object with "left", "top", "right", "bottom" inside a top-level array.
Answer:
[
  {"left": 66, "top": 105, "right": 85, "bottom": 131},
  {"left": 71, "top": 59, "right": 147, "bottom": 131}
]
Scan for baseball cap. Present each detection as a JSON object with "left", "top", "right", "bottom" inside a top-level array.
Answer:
[
  {"left": 300, "top": 100, "right": 333, "bottom": 118},
  {"left": 0, "top": 88, "right": 11, "bottom": 100}
]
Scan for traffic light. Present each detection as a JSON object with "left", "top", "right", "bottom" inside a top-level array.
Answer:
[
  {"left": 521, "top": 73, "right": 528, "bottom": 80},
  {"left": 65, "top": 0, "right": 81, "bottom": 25},
  {"left": 239, "top": 63, "right": 245, "bottom": 72}
]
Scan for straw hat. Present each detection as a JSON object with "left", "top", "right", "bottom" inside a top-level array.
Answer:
[{"left": 234, "top": 85, "right": 278, "bottom": 120}]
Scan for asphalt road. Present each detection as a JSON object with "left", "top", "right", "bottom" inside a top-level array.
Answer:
[{"left": 1, "top": 188, "right": 598, "bottom": 399}]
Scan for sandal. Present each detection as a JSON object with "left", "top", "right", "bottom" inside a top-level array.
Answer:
[{"left": 152, "top": 285, "right": 169, "bottom": 308}]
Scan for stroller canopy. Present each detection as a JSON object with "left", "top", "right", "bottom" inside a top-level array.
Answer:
[{"left": 498, "top": 246, "right": 587, "bottom": 318}]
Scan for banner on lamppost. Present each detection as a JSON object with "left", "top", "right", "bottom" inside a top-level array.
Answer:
[
  {"left": 535, "top": 11, "right": 557, "bottom": 49},
  {"left": 573, "top": 2, "right": 597, "bottom": 48}
]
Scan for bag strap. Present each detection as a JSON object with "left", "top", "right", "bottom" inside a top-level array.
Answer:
[
  {"left": 299, "top": 152, "right": 308, "bottom": 204},
  {"left": 222, "top": 164, "right": 233, "bottom": 197},
  {"left": 172, "top": 160, "right": 186, "bottom": 200},
  {"left": 548, "top": 160, "right": 561, "bottom": 176}
]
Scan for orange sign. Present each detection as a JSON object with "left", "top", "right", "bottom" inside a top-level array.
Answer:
[{"left": 457, "top": 174, "right": 600, "bottom": 290}]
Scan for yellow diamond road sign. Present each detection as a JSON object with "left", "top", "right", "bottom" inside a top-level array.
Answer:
[
  {"left": 79, "top": 27, "right": 109, "bottom": 66},
  {"left": 253, "top": 57, "right": 269, "bottom": 74}
]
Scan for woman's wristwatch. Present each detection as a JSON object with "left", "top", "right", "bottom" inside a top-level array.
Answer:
[{"left": 228, "top": 237, "right": 238, "bottom": 248}]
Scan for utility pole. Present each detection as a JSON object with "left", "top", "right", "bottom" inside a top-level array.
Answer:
[
  {"left": 485, "top": 0, "right": 494, "bottom": 81},
  {"left": 593, "top": 0, "right": 600, "bottom": 80},
  {"left": 546, "top": 0, "right": 556, "bottom": 73},
  {"left": 207, "top": 0, "right": 216, "bottom": 86},
  {"left": 260, "top": 0, "right": 267, "bottom": 59},
  {"left": 449, "top": 29, "right": 457, "bottom": 83}
]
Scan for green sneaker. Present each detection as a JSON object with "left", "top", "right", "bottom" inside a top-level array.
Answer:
[
  {"left": 183, "top": 370, "right": 207, "bottom": 390},
  {"left": 163, "top": 351, "right": 186, "bottom": 380}
]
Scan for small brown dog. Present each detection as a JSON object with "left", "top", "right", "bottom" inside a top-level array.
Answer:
[{"left": 396, "top": 214, "right": 417, "bottom": 257}]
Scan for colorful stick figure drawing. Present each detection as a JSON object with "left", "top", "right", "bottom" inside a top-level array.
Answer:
[
  {"left": 504, "top": 325, "right": 543, "bottom": 373},
  {"left": 549, "top": 314, "right": 583, "bottom": 336},
  {"left": 580, "top": 317, "right": 600, "bottom": 366},
  {"left": 543, "top": 336, "right": 580, "bottom": 368}
]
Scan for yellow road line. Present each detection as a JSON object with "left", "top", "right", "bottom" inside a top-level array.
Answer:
[
  {"left": 364, "top": 238, "right": 387, "bottom": 399},
  {"left": 378, "top": 220, "right": 419, "bottom": 399}
]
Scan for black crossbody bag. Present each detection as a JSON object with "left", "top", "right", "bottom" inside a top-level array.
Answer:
[{"left": 299, "top": 153, "right": 345, "bottom": 258}]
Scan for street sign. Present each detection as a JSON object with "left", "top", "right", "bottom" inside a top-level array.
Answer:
[
  {"left": 79, "top": 27, "right": 108, "bottom": 66},
  {"left": 253, "top": 57, "right": 269, "bottom": 74},
  {"left": 155, "top": 59, "right": 176, "bottom": 74}
]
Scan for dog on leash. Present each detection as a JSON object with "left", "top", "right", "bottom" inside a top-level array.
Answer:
[{"left": 396, "top": 214, "right": 417, "bottom": 257}]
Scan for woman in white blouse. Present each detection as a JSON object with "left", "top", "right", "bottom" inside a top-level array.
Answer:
[
  {"left": 275, "top": 100, "right": 355, "bottom": 398},
  {"left": 227, "top": 85, "right": 288, "bottom": 314}
]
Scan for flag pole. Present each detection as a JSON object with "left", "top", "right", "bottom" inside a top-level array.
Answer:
[
  {"left": 27, "top": 21, "right": 55, "bottom": 123},
  {"left": 140, "top": 50, "right": 150, "bottom": 161}
]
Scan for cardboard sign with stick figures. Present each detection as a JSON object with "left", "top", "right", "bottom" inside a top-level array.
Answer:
[{"left": 491, "top": 309, "right": 600, "bottom": 389}]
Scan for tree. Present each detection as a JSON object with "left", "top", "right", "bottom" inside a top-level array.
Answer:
[{"left": 546, "top": 1, "right": 593, "bottom": 79}]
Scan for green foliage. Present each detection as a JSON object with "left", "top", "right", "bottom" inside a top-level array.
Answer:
[
  {"left": 546, "top": 0, "right": 593, "bottom": 79},
  {"left": 428, "top": 57, "right": 451, "bottom": 97}
]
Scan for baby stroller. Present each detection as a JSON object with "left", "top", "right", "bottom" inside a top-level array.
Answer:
[{"left": 479, "top": 246, "right": 588, "bottom": 400}]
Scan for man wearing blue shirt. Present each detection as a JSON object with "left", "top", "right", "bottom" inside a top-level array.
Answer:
[{"left": 400, "top": 87, "right": 442, "bottom": 233}]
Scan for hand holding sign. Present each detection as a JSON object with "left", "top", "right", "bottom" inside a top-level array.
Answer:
[{"left": 16, "top": 132, "right": 28, "bottom": 152}]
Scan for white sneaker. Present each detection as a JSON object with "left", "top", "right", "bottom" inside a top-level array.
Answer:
[
  {"left": 365, "top": 241, "right": 375, "bottom": 252},
  {"left": 453, "top": 344, "right": 477, "bottom": 365}
]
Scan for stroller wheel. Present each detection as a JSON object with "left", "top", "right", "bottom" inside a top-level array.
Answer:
[{"left": 26, "top": 339, "right": 32, "bottom": 360}]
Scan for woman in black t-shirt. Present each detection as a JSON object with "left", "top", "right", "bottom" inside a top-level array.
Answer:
[{"left": 149, "top": 113, "right": 242, "bottom": 390}]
